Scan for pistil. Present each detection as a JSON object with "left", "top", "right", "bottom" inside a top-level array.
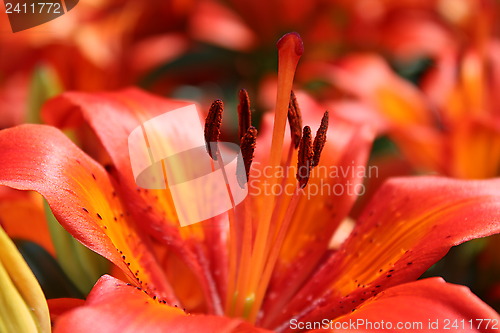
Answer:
[{"left": 241, "top": 33, "right": 303, "bottom": 320}]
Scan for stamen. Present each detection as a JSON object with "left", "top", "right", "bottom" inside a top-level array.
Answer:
[
  {"left": 288, "top": 91, "right": 303, "bottom": 149},
  {"left": 296, "top": 126, "right": 313, "bottom": 189},
  {"left": 238, "top": 89, "right": 252, "bottom": 141},
  {"left": 237, "top": 126, "right": 258, "bottom": 188},
  {"left": 312, "top": 110, "right": 329, "bottom": 168},
  {"left": 204, "top": 100, "right": 224, "bottom": 160}
]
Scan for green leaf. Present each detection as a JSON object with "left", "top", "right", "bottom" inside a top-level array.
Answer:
[{"left": 27, "top": 65, "right": 63, "bottom": 124}]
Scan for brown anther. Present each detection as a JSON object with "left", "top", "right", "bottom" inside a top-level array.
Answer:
[
  {"left": 312, "top": 110, "right": 329, "bottom": 168},
  {"left": 238, "top": 89, "right": 252, "bottom": 140},
  {"left": 288, "top": 90, "right": 303, "bottom": 149},
  {"left": 237, "top": 126, "right": 258, "bottom": 188},
  {"left": 296, "top": 126, "right": 313, "bottom": 189},
  {"left": 204, "top": 99, "right": 224, "bottom": 160}
]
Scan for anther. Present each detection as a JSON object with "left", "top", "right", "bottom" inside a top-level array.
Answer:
[
  {"left": 238, "top": 89, "right": 252, "bottom": 141},
  {"left": 237, "top": 126, "right": 258, "bottom": 188},
  {"left": 296, "top": 126, "right": 313, "bottom": 189},
  {"left": 312, "top": 111, "right": 329, "bottom": 167},
  {"left": 204, "top": 100, "right": 224, "bottom": 160},
  {"left": 288, "top": 90, "right": 303, "bottom": 149}
]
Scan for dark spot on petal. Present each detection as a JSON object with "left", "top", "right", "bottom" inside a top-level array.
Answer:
[
  {"left": 97, "top": 213, "right": 102, "bottom": 220},
  {"left": 82, "top": 208, "right": 89, "bottom": 213}
]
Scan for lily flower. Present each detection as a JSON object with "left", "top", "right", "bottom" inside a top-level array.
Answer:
[
  {"left": 326, "top": 36, "right": 500, "bottom": 179},
  {"left": 0, "top": 0, "right": 192, "bottom": 128},
  {"left": 0, "top": 33, "right": 499, "bottom": 332}
]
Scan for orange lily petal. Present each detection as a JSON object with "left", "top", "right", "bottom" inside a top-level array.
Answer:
[
  {"left": 54, "top": 275, "right": 270, "bottom": 333},
  {"left": 349, "top": 154, "right": 414, "bottom": 220},
  {"left": 248, "top": 91, "right": 375, "bottom": 324},
  {"left": 264, "top": 121, "right": 375, "bottom": 319},
  {"left": 332, "top": 54, "right": 432, "bottom": 126},
  {"left": 189, "top": 0, "right": 257, "bottom": 51},
  {"left": 0, "top": 124, "right": 176, "bottom": 302},
  {"left": 270, "top": 176, "right": 500, "bottom": 329},
  {"left": 448, "top": 119, "right": 500, "bottom": 179},
  {"left": 0, "top": 188, "right": 54, "bottom": 255},
  {"left": 42, "top": 89, "right": 205, "bottom": 239},
  {"left": 42, "top": 88, "right": 226, "bottom": 313},
  {"left": 313, "top": 278, "right": 499, "bottom": 333},
  {"left": 390, "top": 125, "right": 446, "bottom": 174},
  {"left": 326, "top": 100, "right": 389, "bottom": 135}
]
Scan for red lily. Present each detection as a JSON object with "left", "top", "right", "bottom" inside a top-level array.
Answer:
[
  {"left": 0, "top": 34, "right": 499, "bottom": 332},
  {"left": 326, "top": 0, "right": 497, "bottom": 60},
  {"left": 324, "top": 38, "right": 500, "bottom": 179}
]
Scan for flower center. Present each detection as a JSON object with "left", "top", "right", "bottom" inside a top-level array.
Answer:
[{"left": 203, "top": 32, "right": 329, "bottom": 324}]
